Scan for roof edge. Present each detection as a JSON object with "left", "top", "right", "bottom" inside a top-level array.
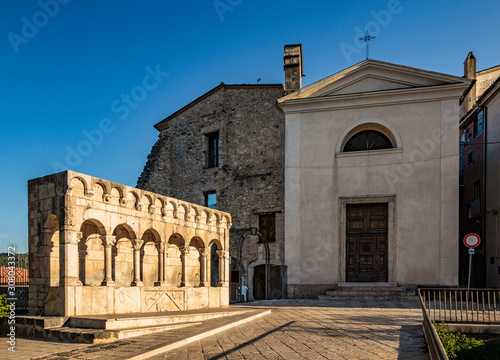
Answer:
[{"left": 154, "top": 83, "right": 283, "bottom": 131}]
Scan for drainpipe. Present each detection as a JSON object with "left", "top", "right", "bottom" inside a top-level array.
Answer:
[{"left": 483, "top": 107, "right": 487, "bottom": 285}]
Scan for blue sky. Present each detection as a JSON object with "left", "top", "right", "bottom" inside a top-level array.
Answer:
[{"left": 1, "top": 0, "right": 499, "bottom": 253}]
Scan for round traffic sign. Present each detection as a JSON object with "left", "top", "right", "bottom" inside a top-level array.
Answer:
[{"left": 464, "top": 233, "right": 480, "bottom": 248}]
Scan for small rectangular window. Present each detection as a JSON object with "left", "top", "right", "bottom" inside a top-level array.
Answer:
[
  {"left": 459, "top": 154, "right": 463, "bottom": 170},
  {"left": 474, "top": 181, "right": 481, "bottom": 200},
  {"left": 477, "top": 110, "right": 484, "bottom": 135},
  {"left": 467, "top": 149, "right": 474, "bottom": 166},
  {"left": 207, "top": 132, "right": 219, "bottom": 168},
  {"left": 259, "top": 214, "right": 276, "bottom": 242},
  {"left": 204, "top": 191, "right": 216, "bottom": 209}
]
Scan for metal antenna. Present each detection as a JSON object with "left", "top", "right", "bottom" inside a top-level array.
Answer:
[{"left": 359, "top": 30, "right": 376, "bottom": 59}]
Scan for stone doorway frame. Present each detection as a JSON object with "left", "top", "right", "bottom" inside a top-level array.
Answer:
[{"left": 339, "top": 195, "right": 397, "bottom": 283}]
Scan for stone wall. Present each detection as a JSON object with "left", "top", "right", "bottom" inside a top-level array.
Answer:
[
  {"left": 138, "top": 84, "right": 286, "bottom": 300},
  {"left": 28, "top": 170, "right": 231, "bottom": 316}
]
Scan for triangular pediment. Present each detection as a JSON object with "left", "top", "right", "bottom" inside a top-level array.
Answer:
[{"left": 279, "top": 59, "right": 469, "bottom": 102}]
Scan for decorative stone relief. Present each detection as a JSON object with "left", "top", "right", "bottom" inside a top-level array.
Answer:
[
  {"left": 135, "top": 202, "right": 144, "bottom": 211},
  {"left": 144, "top": 290, "right": 184, "bottom": 312}
]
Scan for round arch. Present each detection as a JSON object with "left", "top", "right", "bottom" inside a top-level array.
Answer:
[
  {"left": 141, "top": 228, "right": 161, "bottom": 243},
  {"left": 336, "top": 119, "right": 402, "bottom": 154}
]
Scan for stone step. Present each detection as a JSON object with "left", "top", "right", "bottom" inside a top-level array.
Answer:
[
  {"left": 326, "top": 289, "right": 414, "bottom": 296},
  {"left": 69, "top": 310, "right": 248, "bottom": 330},
  {"left": 318, "top": 294, "right": 418, "bottom": 301},
  {"left": 43, "top": 321, "right": 201, "bottom": 344},
  {"left": 337, "top": 282, "right": 398, "bottom": 287},
  {"left": 16, "top": 316, "right": 69, "bottom": 329}
]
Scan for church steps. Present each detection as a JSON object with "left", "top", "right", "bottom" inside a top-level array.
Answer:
[
  {"left": 318, "top": 284, "right": 418, "bottom": 301},
  {"left": 8, "top": 309, "right": 267, "bottom": 344},
  {"left": 69, "top": 309, "right": 248, "bottom": 330}
]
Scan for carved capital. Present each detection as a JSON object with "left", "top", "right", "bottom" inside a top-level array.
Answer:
[
  {"left": 103, "top": 194, "right": 112, "bottom": 203},
  {"left": 65, "top": 231, "right": 83, "bottom": 245},
  {"left": 161, "top": 208, "right": 169, "bottom": 217},
  {"left": 119, "top": 198, "right": 128, "bottom": 207},
  {"left": 156, "top": 242, "right": 165, "bottom": 252},
  {"left": 148, "top": 205, "right": 156, "bottom": 214},
  {"left": 131, "top": 239, "right": 144, "bottom": 250},
  {"left": 135, "top": 202, "right": 144, "bottom": 211},
  {"left": 180, "top": 247, "right": 190, "bottom": 256},
  {"left": 199, "top": 247, "right": 209, "bottom": 258},
  {"left": 101, "top": 235, "right": 116, "bottom": 247},
  {"left": 173, "top": 210, "right": 180, "bottom": 219},
  {"left": 65, "top": 186, "right": 73, "bottom": 196},
  {"left": 216, "top": 249, "right": 229, "bottom": 259}
]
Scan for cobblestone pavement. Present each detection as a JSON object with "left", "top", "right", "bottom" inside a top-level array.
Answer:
[
  {"left": 1, "top": 300, "right": 428, "bottom": 359},
  {"left": 155, "top": 300, "right": 428, "bottom": 360}
]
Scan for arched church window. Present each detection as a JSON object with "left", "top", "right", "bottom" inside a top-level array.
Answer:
[{"left": 343, "top": 130, "right": 393, "bottom": 152}]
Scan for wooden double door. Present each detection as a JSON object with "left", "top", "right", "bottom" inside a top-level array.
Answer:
[{"left": 346, "top": 203, "right": 388, "bottom": 282}]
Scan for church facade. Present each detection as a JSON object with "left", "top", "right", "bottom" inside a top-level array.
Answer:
[{"left": 278, "top": 59, "right": 471, "bottom": 297}]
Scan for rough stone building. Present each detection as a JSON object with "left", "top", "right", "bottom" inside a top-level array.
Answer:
[
  {"left": 28, "top": 170, "right": 231, "bottom": 316},
  {"left": 459, "top": 52, "right": 500, "bottom": 287},
  {"left": 138, "top": 45, "right": 303, "bottom": 301}
]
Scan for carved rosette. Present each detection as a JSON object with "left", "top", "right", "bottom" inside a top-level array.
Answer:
[
  {"left": 119, "top": 198, "right": 128, "bottom": 207},
  {"left": 84, "top": 190, "right": 94, "bottom": 199},
  {"left": 103, "top": 194, "right": 112, "bottom": 203}
]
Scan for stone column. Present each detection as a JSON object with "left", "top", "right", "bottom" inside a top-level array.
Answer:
[
  {"left": 60, "top": 229, "right": 82, "bottom": 286},
  {"left": 163, "top": 245, "right": 168, "bottom": 283},
  {"left": 101, "top": 235, "right": 116, "bottom": 286},
  {"left": 199, "top": 248, "right": 208, "bottom": 287},
  {"left": 131, "top": 239, "right": 144, "bottom": 286},
  {"left": 154, "top": 242, "right": 166, "bottom": 286},
  {"left": 216, "top": 249, "right": 230, "bottom": 287},
  {"left": 180, "top": 247, "right": 189, "bottom": 287},
  {"left": 59, "top": 228, "right": 82, "bottom": 317}
]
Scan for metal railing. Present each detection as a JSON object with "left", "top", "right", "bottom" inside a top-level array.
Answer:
[{"left": 418, "top": 288, "right": 500, "bottom": 324}]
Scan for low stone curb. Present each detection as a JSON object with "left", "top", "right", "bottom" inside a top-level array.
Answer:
[{"left": 127, "top": 309, "right": 272, "bottom": 360}]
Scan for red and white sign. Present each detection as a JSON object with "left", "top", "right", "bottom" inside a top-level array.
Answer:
[{"left": 464, "top": 233, "right": 481, "bottom": 248}]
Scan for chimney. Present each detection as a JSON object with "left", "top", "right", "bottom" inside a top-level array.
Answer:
[
  {"left": 464, "top": 51, "right": 476, "bottom": 79},
  {"left": 283, "top": 44, "right": 304, "bottom": 94},
  {"left": 461, "top": 52, "right": 477, "bottom": 116}
]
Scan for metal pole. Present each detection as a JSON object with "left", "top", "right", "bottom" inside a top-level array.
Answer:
[{"left": 468, "top": 253, "right": 473, "bottom": 289}]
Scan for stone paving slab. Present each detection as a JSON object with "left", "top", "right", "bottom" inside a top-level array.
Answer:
[
  {"left": 0, "top": 337, "right": 88, "bottom": 360},
  {"left": 0, "top": 300, "right": 428, "bottom": 360}
]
